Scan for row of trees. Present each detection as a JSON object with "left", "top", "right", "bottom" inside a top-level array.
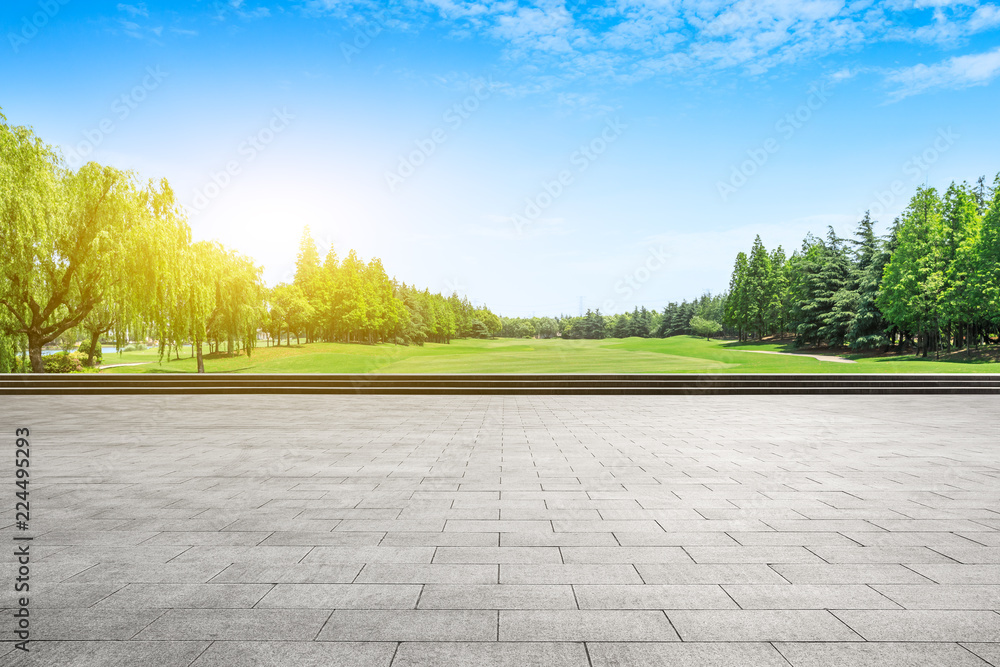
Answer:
[
  {"left": 0, "top": 116, "right": 502, "bottom": 372},
  {"left": 494, "top": 295, "right": 730, "bottom": 341},
  {"left": 264, "top": 229, "right": 502, "bottom": 348},
  {"left": 723, "top": 176, "right": 1000, "bottom": 355}
]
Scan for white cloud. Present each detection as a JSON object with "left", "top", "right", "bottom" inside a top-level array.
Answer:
[
  {"left": 117, "top": 3, "right": 148, "bottom": 18},
  {"left": 969, "top": 3, "right": 1000, "bottom": 30},
  {"left": 886, "top": 45, "right": 1000, "bottom": 99}
]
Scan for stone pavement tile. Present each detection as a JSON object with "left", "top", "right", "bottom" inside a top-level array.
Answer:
[
  {"left": 961, "top": 643, "right": 1000, "bottom": 665},
  {"left": 500, "top": 509, "right": 601, "bottom": 520},
  {"left": 723, "top": 584, "right": 902, "bottom": 609},
  {"left": 840, "top": 532, "right": 983, "bottom": 548},
  {"left": 305, "top": 547, "right": 436, "bottom": 563},
  {"left": 762, "top": 520, "right": 884, "bottom": 532},
  {"left": 381, "top": 532, "right": 498, "bottom": 547},
  {"left": 658, "top": 519, "right": 775, "bottom": 532},
  {"left": 392, "top": 641, "right": 588, "bottom": 667},
  {"left": 39, "top": 530, "right": 162, "bottom": 546},
  {"left": 256, "top": 583, "right": 421, "bottom": 609},
  {"left": 317, "top": 610, "right": 497, "bottom": 641},
  {"left": 96, "top": 583, "right": 273, "bottom": 608},
  {"left": 16, "top": 583, "right": 121, "bottom": 608},
  {"left": 809, "top": 547, "right": 958, "bottom": 564},
  {"left": 872, "top": 584, "right": 1000, "bottom": 609},
  {"left": 612, "top": 532, "right": 738, "bottom": 546},
  {"left": 433, "top": 547, "right": 562, "bottom": 563},
  {"left": 588, "top": 642, "right": 789, "bottom": 667},
  {"left": 775, "top": 642, "right": 992, "bottom": 667},
  {"left": 832, "top": 610, "right": 1000, "bottom": 641},
  {"left": 561, "top": 547, "right": 691, "bottom": 563},
  {"left": 772, "top": 564, "right": 934, "bottom": 584},
  {"left": 574, "top": 584, "right": 737, "bottom": 609},
  {"left": 727, "top": 532, "right": 858, "bottom": 546},
  {"left": 191, "top": 641, "right": 396, "bottom": 666},
  {"left": 446, "top": 520, "right": 552, "bottom": 533},
  {"left": 906, "top": 564, "right": 1000, "bottom": 584},
  {"left": 40, "top": 546, "right": 188, "bottom": 563},
  {"left": 418, "top": 584, "right": 576, "bottom": 609},
  {"left": 695, "top": 508, "right": 807, "bottom": 520},
  {"left": 553, "top": 520, "right": 664, "bottom": 533},
  {"left": 959, "top": 532, "right": 1000, "bottom": 546},
  {"left": 335, "top": 520, "right": 445, "bottom": 532},
  {"left": 636, "top": 563, "right": 788, "bottom": 584},
  {"left": 23, "top": 560, "right": 98, "bottom": 584},
  {"left": 685, "top": 546, "right": 824, "bottom": 563},
  {"left": 9, "top": 609, "right": 165, "bottom": 641},
  {"left": 4, "top": 641, "right": 209, "bottom": 667},
  {"left": 398, "top": 508, "right": 499, "bottom": 520},
  {"left": 65, "top": 562, "right": 229, "bottom": 584},
  {"left": 170, "top": 546, "right": 313, "bottom": 564},
  {"left": 930, "top": 547, "right": 1000, "bottom": 564},
  {"left": 667, "top": 609, "right": 862, "bottom": 641},
  {"left": 499, "top": 610, "right": 678, "bottom": 641},
  {"left": 135, "top": 609, "right": 330, "bottom": 640},
  {"left": 209, "top": 563, "right": 362, "bottom": 583},
  {"left": 501, "top": 564, "right": 642, "bottom": 584},
  {"left": 259, "top": 531, "right": 384, "bottom": 546},
  {"left": 869, "top": 520, "right": 992, "bottom": 532},
  {"left": 141, "top": 531, "right": 271, "bottom": 546},
  {"left": 223, "top": 518, "right": 340, "bottom": 532},
  {"left": 356, "top": 563, "right": 498, "bottom": 584},
  {"left": 500, "top": 532, "right": 617, "bottom": 547}
]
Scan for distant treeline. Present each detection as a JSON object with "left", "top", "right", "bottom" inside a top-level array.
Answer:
[
  {"left": 272, "top": 230, "right": 501, "bottom": 349},
  {"left": 498, "top": 176, "right": 1000, "bottom": 356}
]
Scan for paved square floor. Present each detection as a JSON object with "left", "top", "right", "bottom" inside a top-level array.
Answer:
[{"left": 1, "top": 394, "right": 999, "bottom": 666}]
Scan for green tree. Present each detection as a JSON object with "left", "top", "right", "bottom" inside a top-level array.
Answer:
[
  {"left": 878, "top": 187, "right": 947, "bottom": 356},
  {"left": 690, "top": 315, "right": 722, "bottom": 339},
  {"left": 0, "top": 117, "right": 189, "bottom": 372}
]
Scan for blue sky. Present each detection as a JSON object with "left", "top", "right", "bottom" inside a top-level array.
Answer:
[{"left": 3, "top": 0, "right": 1000, "bottom": 316}]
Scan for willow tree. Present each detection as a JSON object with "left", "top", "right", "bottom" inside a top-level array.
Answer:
[
  {"left": 0, "top": 116, "right": 188, "bottom": 372},
  {"left": 185, "top": 241, "right": 266, "bottom": 372}
]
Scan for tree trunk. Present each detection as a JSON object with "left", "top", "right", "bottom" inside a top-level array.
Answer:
[
  {"left": 27, "top": 332, "right": 44, "bottom": 373},
  {"left": 86, "top": 329, "right": 101, "bottom": 367},
  {"left": 196, "top": 335, "right": 205, "bottom": 373}
]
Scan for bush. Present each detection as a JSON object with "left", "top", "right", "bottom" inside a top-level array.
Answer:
[
  {"left": 77, "top": 340, "right": 103, "bottom": 366},
  {"left": 44, "top": 352, "right": 84, "bottom": 373}
]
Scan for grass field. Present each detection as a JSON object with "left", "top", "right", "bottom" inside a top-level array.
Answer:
[{"left": 98, "top": 336, "right": 1000, "bottom": 374}]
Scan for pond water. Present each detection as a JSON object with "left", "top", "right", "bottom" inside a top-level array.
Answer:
[{"left": 41, "top": 346, "right": 124, "bottom": 356}]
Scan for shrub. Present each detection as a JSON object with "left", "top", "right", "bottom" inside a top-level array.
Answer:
[
  {"left": 77, "top": 340, "right": 103, "bottom": 366},
  {"left": 44, "top": 352, "right": 84, "bottom": 373}
]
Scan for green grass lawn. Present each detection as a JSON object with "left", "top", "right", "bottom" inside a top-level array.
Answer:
[{"left": 98, "top": 336, "right": 1000, "bottom": 374}]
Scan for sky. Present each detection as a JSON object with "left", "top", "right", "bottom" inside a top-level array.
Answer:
[{"left": 2, "top": 0, "right": 999, "bottom": 317}]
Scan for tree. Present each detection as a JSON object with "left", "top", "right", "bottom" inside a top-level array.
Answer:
[
  {"left": 0, "top": 116, "right": 189, "bottom": 372},
  {"left": 293, "top": 227, "right": 323, "bottom": 342},
  {"left": 690, "top": 315, "right": 722, "bottom": 339},
  {"left": 878, "top": 187, "right": 947, "bottom": 356},
  {"left": 837, "top": 212, "right": 889, "bottom": 350},
  {"left": 724, "top": 252, "right": 750, "bottom": 340},
  {"left": 745, "top": 235, "right": 777, "bottom": 338}
]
